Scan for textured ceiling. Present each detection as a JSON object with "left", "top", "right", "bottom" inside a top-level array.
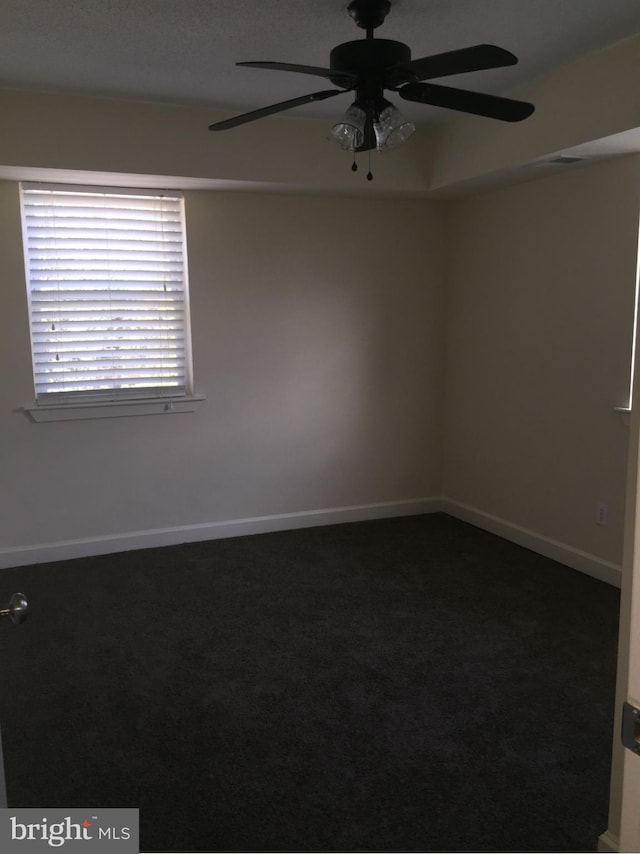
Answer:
[{"left": 1, "top": 0, "right": 640, "bottom": 125}]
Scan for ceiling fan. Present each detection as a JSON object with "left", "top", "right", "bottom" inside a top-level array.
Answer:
[{"left": 208, "top": 0, "right": 535, "bottom": 175}]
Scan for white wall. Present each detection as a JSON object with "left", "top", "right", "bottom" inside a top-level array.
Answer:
[
  {"left": 443, "top": 155, "right": 640, "bottom": 572},
  {"left": 0, "top": 182, "right": 444, "bottom": 562},
  {"left": 3, "top": 155, "right": 639, "bottom": 576}
]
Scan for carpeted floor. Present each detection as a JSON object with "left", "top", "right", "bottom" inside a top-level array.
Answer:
[{"left": 0, "top": 514, "right": 620, "bottom": 852}]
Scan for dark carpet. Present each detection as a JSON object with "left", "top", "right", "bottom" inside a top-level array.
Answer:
[{"left": 0, "top": 514, "right": 620, "bottom": 852}]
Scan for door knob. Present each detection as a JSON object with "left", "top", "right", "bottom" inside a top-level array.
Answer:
[{"left": 0, "top": 593, "right": 28, "bottom": 625}]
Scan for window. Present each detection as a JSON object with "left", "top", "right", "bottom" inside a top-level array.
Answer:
[{"left": 20, "top": 183, "right": 198, "bottom": 419}]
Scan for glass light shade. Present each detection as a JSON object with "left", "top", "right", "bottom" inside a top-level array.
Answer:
[
  {"left": 374, "top": 104, "right": 416, "bottom": 152},
  {"left": 329, "top": 104, "right": 366, "bottom": 151}
]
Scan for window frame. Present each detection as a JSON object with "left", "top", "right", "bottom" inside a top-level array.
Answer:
[{"left": 19, "top": 182, "right": 202, "bottom": 421}]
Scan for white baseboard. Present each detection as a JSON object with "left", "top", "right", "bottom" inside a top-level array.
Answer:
[
  {"left": 598, "top": 829, "right": 619, "bottom": 852},
  {"left": 0, "top": 497, "right": 442, "bottom": 570},
  {"left": 441, "top": 499, "right": 622, "bottom": 588},
  {"left": 1, "top": 497, "right": 623, "bottom": 589}
]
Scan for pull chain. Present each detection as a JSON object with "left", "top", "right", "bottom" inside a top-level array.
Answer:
[
  {"left": 352, "top": 153, "right": 358, "bottom": 172},
  {"left": 366, "top": 149, "right": 373, "bottom": 181}
]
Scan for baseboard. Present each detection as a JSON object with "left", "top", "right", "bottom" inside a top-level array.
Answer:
[
  {"left": 441, "top": 499, "right": 622, "bottom": 588},
  {"left": 598, "top": 829, "right": 619, "bottom": 852},
  {"left": 1, "top": 497, "right": 623, "bottom": 587},
  {"left": 0, "top": 497, "right": 443, "bottom": 569}
]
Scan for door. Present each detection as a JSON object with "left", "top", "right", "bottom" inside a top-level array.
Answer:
[{"left": 0, "top": 593, "right": 29, "bottom": 810}]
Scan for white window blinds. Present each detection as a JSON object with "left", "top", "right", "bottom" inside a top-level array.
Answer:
[{"left": 20, "top": 183, "right": 191, "bottom": 403}]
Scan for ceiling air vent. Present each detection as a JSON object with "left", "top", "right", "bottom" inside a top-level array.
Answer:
[
  {"left": 538, "top": 154, "right": 586, "bottom": 166},
  {"left": 549, "top": 155, "right": 585, "bottom": 164}
]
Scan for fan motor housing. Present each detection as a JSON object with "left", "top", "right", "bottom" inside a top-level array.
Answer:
[
  {"left": 329, "top": 38, "right": 411, "bottom": 83},
  {"left": 347, "top": 0, "right": 392, "bottom": 31}
]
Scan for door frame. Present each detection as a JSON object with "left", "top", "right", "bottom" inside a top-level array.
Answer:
[
  {"left": 616, "top": 384, "right": 640, "bottom": 850},
  {"left": 603, "top": 246, "right": 640, "bottom": 851}
]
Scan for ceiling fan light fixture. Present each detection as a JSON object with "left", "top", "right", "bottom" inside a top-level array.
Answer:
[
  {"left": 374, "top": 102, "right": 416, "bottom": 151},
  {"left": 329, "top": 102, "right": 367, "bottom": 150},
  {"left": 208, "top": 2, "right": 535, "bottom": 175}
]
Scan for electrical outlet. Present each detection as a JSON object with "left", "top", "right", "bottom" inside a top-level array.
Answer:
[{"left": 596, "top": 503, "right": 609, "bottom": 526}]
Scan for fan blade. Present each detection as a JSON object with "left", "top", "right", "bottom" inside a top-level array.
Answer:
[
  {"left": 208, "top": 89, "right": 344, "bottom": 131},
  {"left": 387, "top": 44, "right": 517, "bottom": 87},
  {"left": 399, "top": 82, "right": 534, "bottom": 122},
  {"left": 238, "top": 61, "right": 357, "bottom": 89}
]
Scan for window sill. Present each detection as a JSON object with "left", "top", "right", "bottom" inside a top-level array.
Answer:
[{"left": 23, "top": 395, "right": 206, "bottom": 422}]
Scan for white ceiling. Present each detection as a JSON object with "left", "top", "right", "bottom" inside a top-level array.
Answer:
[{"left": 1, "top": 0, "right": 640, "bottom": 126}]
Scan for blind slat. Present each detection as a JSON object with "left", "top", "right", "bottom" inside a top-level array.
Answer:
[
  {"left": 34, "top": 351, "right": 184, "bottom": 362},
  {"left": 32, "top": 302, "right": 183, "bottom": 310},
  {"left": 33, "top": 336, "right": 185, "bottom": 345}
]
